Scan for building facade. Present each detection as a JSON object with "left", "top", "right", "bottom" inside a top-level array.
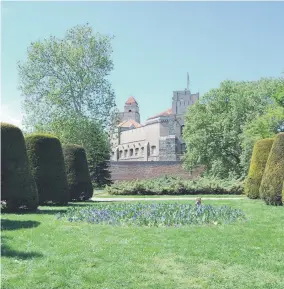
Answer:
[{"left": 110, "top": 89, "right": 199, "bottom": 161}]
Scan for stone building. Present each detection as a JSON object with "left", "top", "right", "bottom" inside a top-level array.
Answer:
[{"left": 110, "top": 89, "right": 199, "bottom": 161}]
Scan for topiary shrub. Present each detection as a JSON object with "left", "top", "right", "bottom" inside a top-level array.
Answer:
[
  {"left": 1, "top": 122, "right": 38, "bottom": 211},
  {"left": 25, "top": 134, "right": 69, "bottom": 205},
  {"left": 63, "top": 144, "right": 93, "bottom": 201},
  {"left": 244, "top": 138, "right": 274, "bottom": 199},
  {"left": 259, "top": 133, "right": 284, "bottom": 205}
]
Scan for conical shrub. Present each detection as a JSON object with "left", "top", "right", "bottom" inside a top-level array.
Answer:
[
  {"left": 63, "top": 144, "right": 93, "bottom": 201},
  {"left": 259, "top": 133, "right": 284, "bottom": 205},
  {"left": 1, "top": 122, "right": 38, "bottom": 211},
  {"left": 244, "top": 138, "right": 274, "bottom": 199},
  {"left": 25, "top": 134, "right": 69, "bottom": 205}
]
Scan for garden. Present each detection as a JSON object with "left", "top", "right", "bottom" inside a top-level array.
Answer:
[{"left": 2, "top": 23, "right": 284, "bottom": 289}]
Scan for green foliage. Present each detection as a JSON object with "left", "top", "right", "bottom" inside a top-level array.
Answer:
[
  {"left": 25, "top": 134, "right": 69, "bottom": 205},
  {"left": 18, "top": 23, "right": 116, "bottom": 131},
  {"left": 105, "top": 176, "right": 244, "bottom": 195},
  {"left": 240, "top": 106, "right": 284, "bottom": 175},
  {"left": 18, "top": 24, "right": 116, "bottom": 186},
  {"left": 272, "top": 79, "right": 284, "bottom": 107},
  {"left": 259, "top": 133, "right": 284, "bottom": 205},
  {"left": 244, "top": 138, "right": 274, "bottom": 199},
  {"left": 1, "top": 123, "right": 39, "bottom": 211},
  {"left": 63, "top": 144, "right": 93, "bottom": 201},
  {"left": 39, "top": 114, "right": 111, "bottom": 186},
  {"left": 183, "top": 78, "right": 283, "bottom": 179}
]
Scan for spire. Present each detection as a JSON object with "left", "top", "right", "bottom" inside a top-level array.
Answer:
[
  {"left": 125, "top": 96, "right": 138, "bottom": 105},
  {"left": 187, "top": 72, "right": 190, "bottom": 91}
]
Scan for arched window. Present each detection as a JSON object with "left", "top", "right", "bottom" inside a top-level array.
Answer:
[
  {"left": 130, "top": 149, "right": 134, "bottom": 157},
  {"left": 151, "top": 146, "right": 156, "bottom": 155},
  {"left": 135, "top": 148, "right": 139, "bottom": 156},
  {"left": 124, "top": 150, "right": 128, "bottom": 158},
  {"left": 181, "top": 125, "right": 185, "bottom": 136}
]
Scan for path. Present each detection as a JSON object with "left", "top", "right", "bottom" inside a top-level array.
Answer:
[{"left": 92, "top": 197, "right": 246, "bottom": 202}]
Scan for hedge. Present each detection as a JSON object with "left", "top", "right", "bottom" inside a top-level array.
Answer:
[
  {"left": 1, "top": 122, "right": 38, "bottom": 211},
  {"left": 259, "top": 133, "right": 284, "bottom": 205},
  {"left": 63, "top": 144, "right": 93, "bottom": 201},
  {"left": 25, "top": 134, "right": 69, "bottom": 205},
  {"left": 244, "top": 138, "right": 274, "bottom": 199},
  {"left": 104, "top": 176, "right": 244, "bottom": 195}
]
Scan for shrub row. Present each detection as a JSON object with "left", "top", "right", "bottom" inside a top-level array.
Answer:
[
  {"left": 104, "top": 176, "right": 244, "bottom": 195},
  {"left": 1, "top": 123, "right": 93, "bottom": 211},
  {"left": 245, "top": 133, "right": 284, "bottom": 205}
]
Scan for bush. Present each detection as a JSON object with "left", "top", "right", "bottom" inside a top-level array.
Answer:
[
  {"left": 63, "top": 144, "right": 93, "bottom": 201},
  {"left": 244, "top": 138, "right": 274, "bottom": 199},
  {"left": 25, "top": 134, "right": 69, "bottom": 205},
  {"left": 259, "top": 133, "right": 284, "bottom": 205},
  {"left": 104, "top": 176, "right": 244, "bottom": 195},
  {"left": 1, "top": 122, "right": 38, "bottom": 211}
]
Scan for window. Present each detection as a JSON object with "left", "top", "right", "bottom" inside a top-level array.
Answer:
[
  {"left": 181, "top": 143, "right": 186, "bottom": 153},
  {"left": 129, "top": 110, "right": 132, "bottom": 112},
  {"left": 130, "top": 149, "right": 133, "bottom": 157},
  {"left": 181, "top": 125, "right": 185, "bottom": 136},
  {"left": 135, "top": 148, "right": 139, "bottom": 156},
  {"left": 119, "top": 150, "right": 123, "bottom": 159},
  {"left": 124, "top": 150, "right": 128, "bottom": 158},
  {"left": 141, "top": 147, "right": 144, "bottom": 156},
  {"left": 151, "top": 145, "right": 156, "bottom": 155}
]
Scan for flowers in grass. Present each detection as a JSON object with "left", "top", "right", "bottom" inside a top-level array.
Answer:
[{"left": 57, "top": 203, "right": 247, "bottom": 227}]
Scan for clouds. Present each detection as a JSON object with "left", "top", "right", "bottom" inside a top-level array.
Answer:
[{"left": 1, "top": 104, "right": 23, "bottom": 128}]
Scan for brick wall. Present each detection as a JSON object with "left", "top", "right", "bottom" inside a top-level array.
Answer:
[{"left": 109, "top": 161, "right": 204, "bottom": 182}]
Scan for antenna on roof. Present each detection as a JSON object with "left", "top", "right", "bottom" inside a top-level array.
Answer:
[{"left": 187, "top": 72, "right": 190, "bottom": 91}]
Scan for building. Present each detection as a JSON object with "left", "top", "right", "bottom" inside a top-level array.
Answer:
[{"left": 110, "top": 88, "right": 199, "bottom": 161}]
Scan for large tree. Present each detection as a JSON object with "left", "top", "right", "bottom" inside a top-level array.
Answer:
[
  {"left": 183, "top": 77, "right": 284, "bottom": 179},
  {"left": 18, "top": 23, "right": 116, "bottom": 130},
  {"left": 18, "top": 24, "right": 116, "bottom": 185}
]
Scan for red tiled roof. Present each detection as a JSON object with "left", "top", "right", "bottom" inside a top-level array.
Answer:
[
  {"left": 125, "top": 96, "right": 138, "bottom": 105},
  {"left": 118, "top": 119, "right": 142, "bottom": 128},
  {"left": 147, "top": 108, "right": 172, "bottom": 120}
]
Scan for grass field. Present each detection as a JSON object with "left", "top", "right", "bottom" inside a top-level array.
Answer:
[{"left": 1, "top": 198, "right": 284, "bottom": 289}]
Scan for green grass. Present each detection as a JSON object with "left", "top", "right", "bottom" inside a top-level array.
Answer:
[{"left": 1, "top": 198, "right": 284, "bottom": 289}]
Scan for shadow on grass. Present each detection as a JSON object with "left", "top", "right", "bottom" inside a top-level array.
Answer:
[
  {"left": 1, "top": 237, "right": 43, "bottom": 259},
  {"left": 1, "top": 219, "right": 41, "bottom": 231},
  {"left": 2, "top": 201, "right": 115, "bottom": 216}
]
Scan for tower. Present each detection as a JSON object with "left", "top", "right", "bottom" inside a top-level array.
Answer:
[{"left": 122, "top": 96, "right": 141, "bottom": 123}]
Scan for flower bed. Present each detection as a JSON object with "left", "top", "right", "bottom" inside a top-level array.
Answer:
[{"left": 58, "top": 203, "right": 247, "bottom": 227}]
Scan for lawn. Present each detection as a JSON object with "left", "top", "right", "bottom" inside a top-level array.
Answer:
[{"left": 1, "top": 198, "right": 284, "bottom": 289}]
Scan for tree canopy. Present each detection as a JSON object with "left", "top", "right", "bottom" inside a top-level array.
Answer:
[
  {"left": 18, "top": 24, "right": 116, "bottom": 185},
  {"left": 18, "top": 23, "right": 116, "bottom": 131},
  {"left": 183, "top": 77, "right": 284, "bottom": 178}
]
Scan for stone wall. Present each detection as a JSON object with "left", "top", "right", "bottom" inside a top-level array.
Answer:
[{"left": 109, "top": 161, "right": 204, "bottom": 182}]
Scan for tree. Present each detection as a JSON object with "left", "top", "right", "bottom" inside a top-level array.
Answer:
[
  {"left": 183, "top": 78, "right": 283, "bottom": 178},
  {"left": 63, "top": 144, "right": 93, "bottom": 201},
  {"left": 259, "top": 133, "right": 284, "bottom": 206},
  {"left": 18, "top": 23, "right": 116, "bottom": 131},
  {"left": 25, "top": 134, "right": 69, "bottom": 205},
  {"left": 240, "top": 106, "right": 284, "bottom": 174},
  {"left": 244, "top": 138, "right": 274, "bottom": 199},
  {"left": 1, "top": 123, "right": 39, "bottom": 211},
  {"left": 18, "top": 24, "right": 116, "bottom": 185}
]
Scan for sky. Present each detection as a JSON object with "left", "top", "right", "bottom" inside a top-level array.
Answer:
[{"left": 1, "top": 1, "right": 284, "bottom": 127}]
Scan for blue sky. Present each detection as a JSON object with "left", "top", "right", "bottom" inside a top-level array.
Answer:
[{"left": 1, "top": 1, "right": 284, "bottom": 127}]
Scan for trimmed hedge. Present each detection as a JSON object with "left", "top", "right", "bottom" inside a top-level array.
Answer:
[
  {"left": 25, "top": 134, "right": 69, "bottom": 205},
  {"left": 244, "top": 138, "right": 274, "bottom": 199},
  {"left": 260, "top": 133, "right": 284, "bottom": 205},
  {"left": 104, "top": 176, "right": 244, "bottom": 195},
  {"left": 1, "top": 122, "right": 38, "bottom": 211},
  {"left": 63, "top": 144, "right": 93, "bottom": 201}
]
